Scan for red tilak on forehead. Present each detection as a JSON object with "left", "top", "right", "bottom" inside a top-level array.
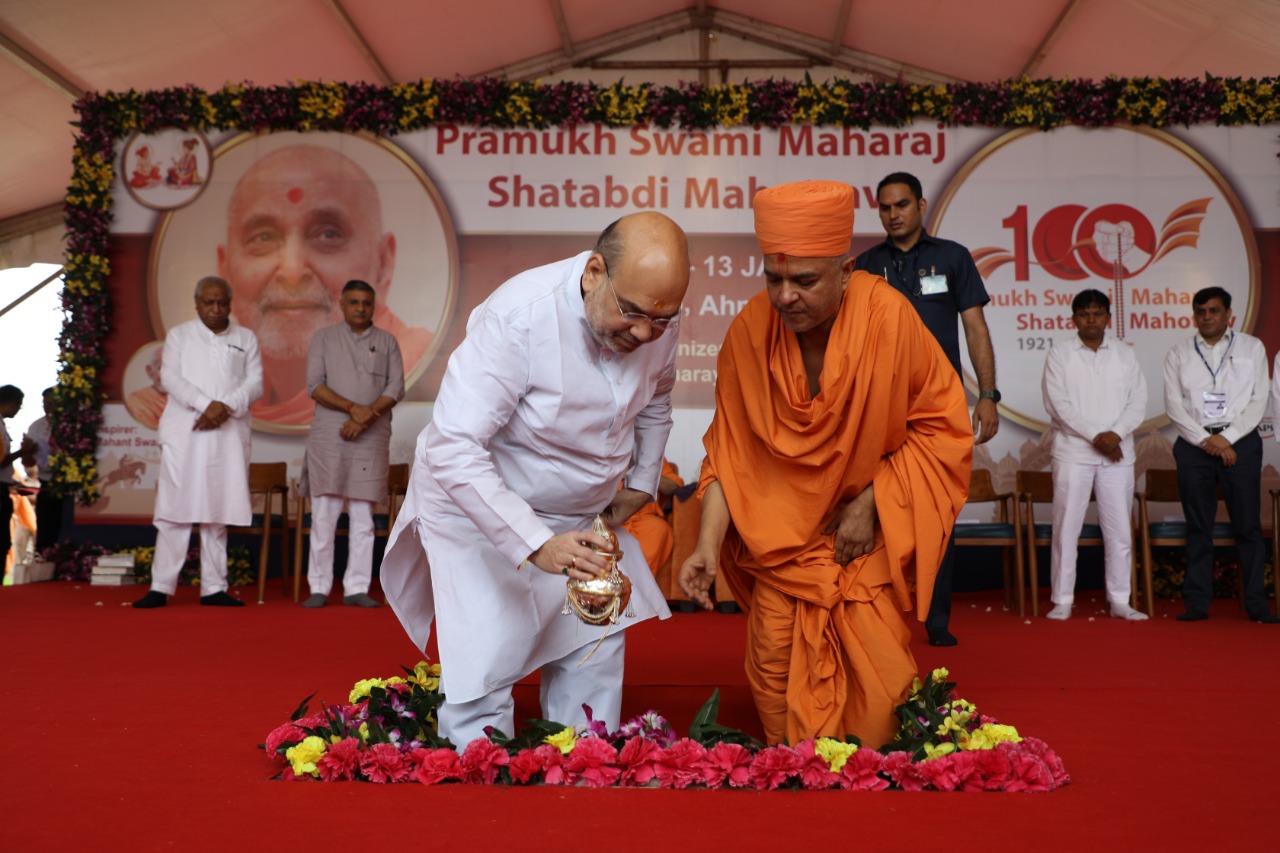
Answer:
[{"left": 286, "top": 187, "right": 304, "bottom": 204}]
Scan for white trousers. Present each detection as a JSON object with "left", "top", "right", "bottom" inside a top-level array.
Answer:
[
  {"left": 437, "top": 631, "right": 625, "bottom": 749},
  {"left": 307, "top": 495, "right": 374, "bottom": 597},
  {"left": 1050, "top": 460, "right": 1134, "bottom": 605},
  {"left": 152, "top": 520, "right": 226, "bottom": 596}
]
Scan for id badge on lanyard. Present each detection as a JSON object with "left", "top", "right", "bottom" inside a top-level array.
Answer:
[
  {"left": 1195, "top": 332, "right": 1235, "bottom": 423},
  {"left": 1202, "top": 390, "right": 1227, "bottom": 420}
]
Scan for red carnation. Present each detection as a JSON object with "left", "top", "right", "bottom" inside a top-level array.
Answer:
[
  {"left": 838, "top": 748, "right": 889, "bottom": 791},
  {"left": 1002, "top": 749, "right": 1054, "bottom": 793},
  {"left": 536, "top": 744, "right": 569, "bottom": 786},
  {"left": 617, "top": 737, "right": 663, "bottom": 787},
  {"left": 460, "top": 739, "right": 510, "bottom": 785},
  {"left": 917, "top": 754, "right": 960, "bottom": 791},
  {"left": 1017, "top": 737, "right": 1070, "bottom": 787},
  {"left": 881, "top": 751, "right": 929, "bottom": 791},
  {"left": 974, "top": 747, "right": 1013, "bottom": 790},
  {"left": 508, "top": 748, "right": 549, "bottom": 785},
  {"left": 794, "top": 740, "right": 841, "bottom": 791},
  {"left": 264, "top": 723, "right": 307, "bottom": 757},
  {"left": 317, "top": 737, "right": 362, "bottom": 782},
  {"left": 749, "top": 745, "right": 802, "bottom": 791},
  {"left": 415, "top": 748, "right": 463, "bottom": 785},
  {"left": 655, "top": 738, "right": 708, "bottom": 789},
  {"left": 698, "top": 742, "right": 754, "bottom": 788},
  {"left": 359, "top": 742, "right": 411, "bottom": 783},
  {"left": 566, "top": 737, "right": 621, "bottom": 788}
]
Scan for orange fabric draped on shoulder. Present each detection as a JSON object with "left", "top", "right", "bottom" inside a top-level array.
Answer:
[{"left": 699, "top": 273, "right": 971, "bottom": 746}]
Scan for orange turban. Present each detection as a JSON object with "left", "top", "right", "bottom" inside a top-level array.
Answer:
[{"left": 753, "top": 181, "right": 855, "bottom": 257}]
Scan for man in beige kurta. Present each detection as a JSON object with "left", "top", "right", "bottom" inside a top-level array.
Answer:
[{"left": 301, "top": 280, "right": 404, "bottom": 607}]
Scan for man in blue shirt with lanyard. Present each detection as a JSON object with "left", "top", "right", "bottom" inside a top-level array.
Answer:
[
  {"left": 855, "top": 172, "right": 999, "bottom": 646},
  {"left": 1163, "top": 287, "right": 1279, "bottom": 623}
]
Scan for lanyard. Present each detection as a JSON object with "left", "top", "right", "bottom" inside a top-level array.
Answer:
[{"left": 1193, "top": 330, "right": 1235, "bottom": 388}]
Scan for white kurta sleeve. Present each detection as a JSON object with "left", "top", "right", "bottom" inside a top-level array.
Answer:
[
  {"left": 1110, "top": 350, "right": 1148, "bottom": 441},
  {"left": 1041, "top": 343, "right": 1094, "bottom": 442},
  {"left": 623, "top": 329, "right": 677, "bottom": 498},
  {"left": 160, "top": 328, "right": 212, "bottom": 416},
  {"left": 424, "top": 308, "right": 556, "bottom": 564},
  {"left": 1164, "top": 344, "right": 1205, "bottom": 447},
  {"left": 222, "top": 331, "right": 263, "bottom": 417},
  {"left": 1220, "top": 338, "right": 1269, "bottom": 445}
]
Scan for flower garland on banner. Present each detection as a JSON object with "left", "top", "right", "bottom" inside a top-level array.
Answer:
[
  {"left": 57, "top": 75, "right": 1280, "bottom": 503},
  {"left": 262, "top": 662, "right": 1069, "bottom": 792}
]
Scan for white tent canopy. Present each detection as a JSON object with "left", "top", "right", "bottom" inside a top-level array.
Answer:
[{"left": 2, "top": 0, "right": 1278, "bottom": 269}]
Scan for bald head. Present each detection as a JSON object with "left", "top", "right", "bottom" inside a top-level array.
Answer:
[
  {"left": 582, "top": 212, "right": 689, "bottom": 354},
  {"left": 217, "top": 144, "right": 397, "bottom": 362},
  {"left": 226, "top": 145, "right": 383, "bottom": 233}
]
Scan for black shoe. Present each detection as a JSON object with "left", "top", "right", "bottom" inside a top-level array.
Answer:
[
  {"left": 1176, "top": 610, "right": 1208, "bottom": 622},
  {"left": 132, "top": 590, "right": 168, "bottom": 609},
  {"left": 1248, "top": 612, "right": 1280, "bottom": 624},
  {"left": 200, "top": 591, "right": 245, "bottom": 607},
  {"left": 928, "top": 629, "right": 958, "bottom": 647}
]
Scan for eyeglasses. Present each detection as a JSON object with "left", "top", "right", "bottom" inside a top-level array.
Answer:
[{"left": 602, "top": 258, "right": 677, "bottom": 330}]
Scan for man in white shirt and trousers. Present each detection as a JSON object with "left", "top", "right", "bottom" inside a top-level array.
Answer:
[
  {"left": 381, "top": 212, "right": 690, "bottom": 748},
  {"left": 1164, "top": 286, "right": 1279, "bottom": 623},
  {"left": 134, "top": 277, "right": 263, "bottom": 608},
  {"left": 1042, "top": 289, "right": 1148, "bottom": 620}
]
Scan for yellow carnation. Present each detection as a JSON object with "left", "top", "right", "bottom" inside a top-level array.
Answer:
[
  {"left": 964, "top": 723, "right": 1022, "bottom": 751},
  {"left": 814, "top": 737, "right": 858, "bottom": 772},
  {"left": 349, "top": 678, "right": 383, "bottom": 703},
  {"left": 544, "top": 727, "right": 577, "bottom": 755},
  {"left": 410, "top": 661, "right": 442, "bottom": 692},
  {"left": 285, "top": 736, "right": 327, "bottom": 777},
  {"left": 923, "top": 742, "right": 956, "bottom": 761}
]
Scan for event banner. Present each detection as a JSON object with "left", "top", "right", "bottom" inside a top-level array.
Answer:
[{"left": 86, "top": 121, "right": 1280, "bottom": 519}]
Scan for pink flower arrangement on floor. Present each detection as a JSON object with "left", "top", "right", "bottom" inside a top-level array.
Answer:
[{"left": 262, "top": 662, "right": 1069, "bottom": 792}]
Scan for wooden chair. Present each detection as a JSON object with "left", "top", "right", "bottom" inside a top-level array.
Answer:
[
  {"left": 1137, "top": 469, "right": 1240, "bottom": 616},
  {"left": 1016, "top": 469, "right": 1117, "bottom": 618},
  {"left": 227, "top": 462, "right": 291, "bottom": 605},
  {"left": 292, "top": 463, "right": 411, "bottom": 601},
  {"left": 953, "top": 469, "right": 1024, "bottom": 615}
]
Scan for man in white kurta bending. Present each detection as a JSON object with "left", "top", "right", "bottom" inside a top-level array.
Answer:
[
  {"left": 301, "top": 280, "right": 404, "bottom": 608},
  {"left": 381, "top": 212, "right": 690, "bottom": 748},
  {"left": 1042, "top": 289, "right": 1148, "bottom": 621},
  {"left": 134, "top": 277, "right": 263, "bottom": 608}
]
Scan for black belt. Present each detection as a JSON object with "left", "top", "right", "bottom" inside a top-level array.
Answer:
[{"left": 1206, "top": 426, "right": 1227, "bottom": 435}]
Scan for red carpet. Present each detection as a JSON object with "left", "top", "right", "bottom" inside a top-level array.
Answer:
[{"left": 1, "top": 582, "right": 1275, "bottom": 852}]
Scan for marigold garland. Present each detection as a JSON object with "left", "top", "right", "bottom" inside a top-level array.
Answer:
[{"left": 57, "top": 74, "right": 1280, "bottom": 503}]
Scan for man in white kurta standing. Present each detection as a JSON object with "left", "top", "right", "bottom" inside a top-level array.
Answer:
[
  {"left": 301, "top": 280, "right": 404, "bottom": 608},
  {"left": 1041, "top": 289, "right": 1148, "bottom": 621},
  {"left": 381, "top": 212, "right": 690, "bottom": 748},
  {"left": 134, "top": 277, "right": 263, "bottom": 608}
]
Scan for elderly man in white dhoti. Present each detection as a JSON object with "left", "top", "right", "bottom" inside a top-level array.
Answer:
[
  {"left": 381, "top": 212, "right": 690, "bottom": 748},
  {"left": 134, "top": 277, "right": 263, "bottom": 608},
  {"left": 300, "top": 280, "right": 404, "bottom": 608}
]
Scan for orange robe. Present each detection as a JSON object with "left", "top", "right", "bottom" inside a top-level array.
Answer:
[
  {"left": 622, "top": 458, "right": 683, "bottom": 575},
  {"left": 700, "top": 274, "right": 971, "bottom": 747}
]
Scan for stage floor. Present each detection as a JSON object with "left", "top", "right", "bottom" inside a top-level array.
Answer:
[{"left": 1, "top": 581, "right": 1274, "bottom": 851}]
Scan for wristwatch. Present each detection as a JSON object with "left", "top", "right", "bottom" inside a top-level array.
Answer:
[{"left": 979, "top": 389, "right": 1002, "bottom": 403}]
